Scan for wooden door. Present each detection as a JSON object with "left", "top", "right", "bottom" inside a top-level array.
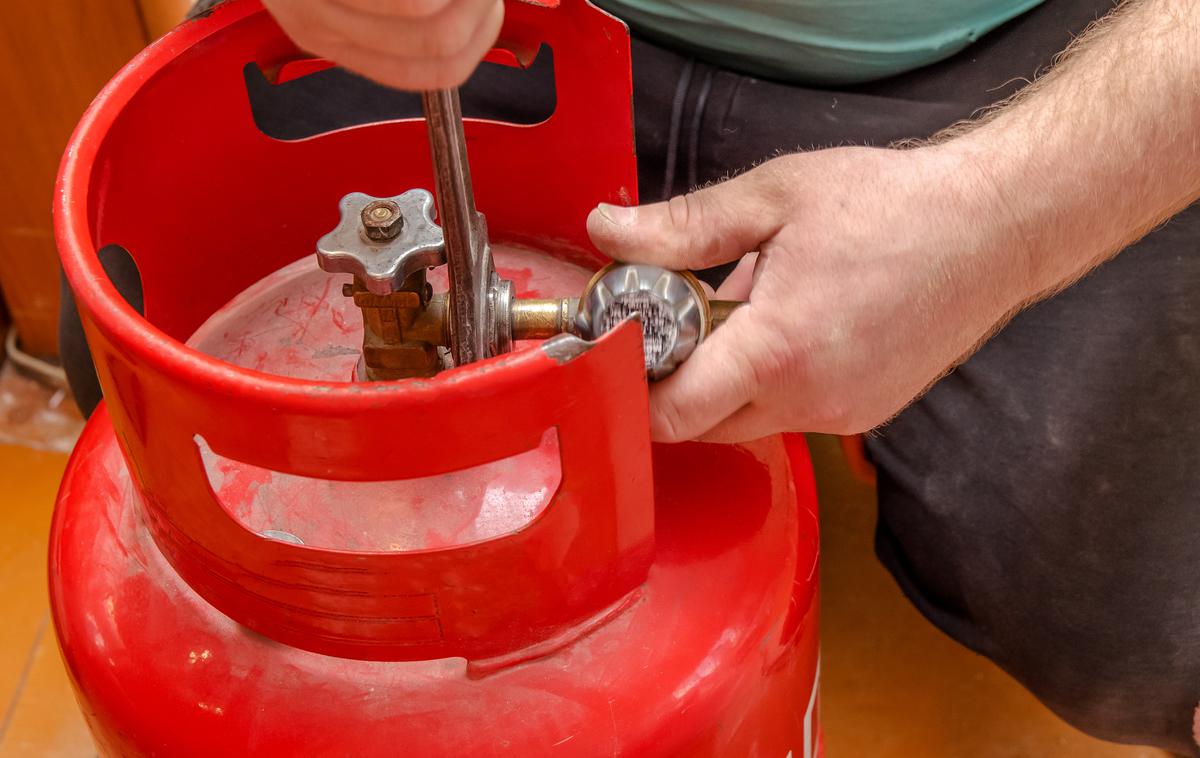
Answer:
[
  {"left": 140, "top": 0, "right": 194, "bottom": 39},
  {"left": 0, "top": 2, "right": 153, "bottom": 357}
]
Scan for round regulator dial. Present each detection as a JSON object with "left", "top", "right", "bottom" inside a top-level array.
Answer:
[{"left": 575, "top": 263, "right": 711, "bottom": 380}]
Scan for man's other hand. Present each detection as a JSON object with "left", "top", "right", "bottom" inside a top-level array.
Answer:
[{"left": 262, "top": 0, "right": 503, "bottom": 90}]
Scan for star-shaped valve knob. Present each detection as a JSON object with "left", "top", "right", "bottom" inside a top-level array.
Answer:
[{"left": 315, "top": 189, "right": 446, "bottom": 295}]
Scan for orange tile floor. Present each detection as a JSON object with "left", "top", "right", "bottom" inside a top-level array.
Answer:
[
  {"left": 0, "top": 442, "right": 93, "bottom": 757},
  {"left": 0, "top": 410, "right": 1172, "bottom": 755}
]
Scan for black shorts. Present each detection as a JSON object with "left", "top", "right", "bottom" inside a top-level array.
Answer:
[{"left": 60, "top": 0, "right": 1200, "bottom": 752}]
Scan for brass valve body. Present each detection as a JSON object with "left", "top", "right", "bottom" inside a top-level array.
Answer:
[
  {"left": 345, "top": 273, "right": 445, "bottom": 381},
  {"left": 345, "top": 274, "right": 741, "bottom": 381}
]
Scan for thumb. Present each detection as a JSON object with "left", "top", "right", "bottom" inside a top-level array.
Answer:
[{"left": 586, "top": 169, "right": 784, "bottom": 270}]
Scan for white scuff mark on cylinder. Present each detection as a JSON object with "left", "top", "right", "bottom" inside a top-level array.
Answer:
[
  {"left": 476, "top": 484, "right": 548, "bottom": 538},
  {"left": 672, "top": 628, "right": 739, "bottom": 701},
  {"left": 802, "top": 659, "right": 820, "bottom": 758}
]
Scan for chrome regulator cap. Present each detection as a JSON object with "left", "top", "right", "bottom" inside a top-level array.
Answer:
[{"left": 575, "top": 263, "right": 711, "bottom": 380}]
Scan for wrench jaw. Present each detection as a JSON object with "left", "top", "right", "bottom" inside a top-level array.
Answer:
[{"left": 421, "top": 88, "right": 497, "bottom": 369}]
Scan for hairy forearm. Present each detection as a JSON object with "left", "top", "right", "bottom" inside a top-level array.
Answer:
[{"left": 948, "top": 0, "right": 1200, "bottom": 302}]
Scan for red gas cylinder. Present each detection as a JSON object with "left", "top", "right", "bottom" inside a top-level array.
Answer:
[{"left": 50, "top": 1, "right": 822, "bottom": 755}]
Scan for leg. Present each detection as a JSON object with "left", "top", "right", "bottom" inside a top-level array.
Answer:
[
  {"left": 868, "top": 198, "right": 1200, "bottom": 755},
  {"left": 59, "top": 246, "right": 143, "bottom": 418}
]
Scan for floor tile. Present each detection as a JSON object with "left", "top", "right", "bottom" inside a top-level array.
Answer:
[{"left": 0, "top": 614, "right": 92, "bottom": 757}]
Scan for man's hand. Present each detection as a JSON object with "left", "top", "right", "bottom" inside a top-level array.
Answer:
[
  {"left": 588, "top": 146, "right": 1032, "bottom": 442},
  {"left": 590, "top": 0, "right": 1200, "bottom": 444},
  {"left": 262, "top": 0, "right": 503, "bottom": 90}
]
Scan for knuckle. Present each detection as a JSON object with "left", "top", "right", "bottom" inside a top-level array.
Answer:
[
  {"left": 651, "top": 397, "right": 690, "bottom": 443},
  {"left": 424, "top": 17, "right": 473, "bottom": 58},
  {"left": 369, "top": 58, "right": 429, "bottom": 90},
  {"left": 730, "top": 357, "right": 762, "bottom": 404},
  {"left": 796, "top": 405, "right": 837, "bottom": 433},
  {"left": 271, "top": 11, "right": 322, "bottom": 46},
  {"left": 826, "top": 413, "right": 860, "bottom": 436},
  {"left": 367, "top": 52, "right": 471, "bottom": 90},
  {"left": 432, "top": 55, "right": 476, "bottom": 88},
  {"left": 281, "top": 8, "right": 352, "bottom": 54},
  {"left": 735, "top": 321, "right": 789, "bottom": 391},
  {"left": 315, "top": 30, "right": 355, "bottom": 55},
  {"left": 808, "top": 398, "right": 862, "bottom": 434},
  {"left": 743, "top": 343, "right": 783, "bottom": 393},
  {"left": 392, "top": 0, "right": 452, "bottom": 18},
  {"left": 749, "top": 156, "right": 799, "bottom": 205},
  {"left": 661, "top": 192, "right": 710, "bottom": 262},
  {"left": 668, "top": 192, "right": 704, "bottom": 232}
]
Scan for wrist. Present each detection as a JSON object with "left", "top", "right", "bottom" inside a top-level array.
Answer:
[{"left": 918, "top": 137, "right": 1046, "bottom": 315}]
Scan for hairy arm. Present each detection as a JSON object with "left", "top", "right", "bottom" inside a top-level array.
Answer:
[
  {"left": 956, "top": 0, "right": 1200, "bottom": 301},
  {"left": 587, "top": 0, "right": 1200, "bottom": 442}
]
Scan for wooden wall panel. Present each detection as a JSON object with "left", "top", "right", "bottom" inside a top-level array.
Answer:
[
  {"left": 0, "top": 2, "right": 149, "bottom": 357},
  {"left": 139, "top": 0, "right": 194, "bottom": 39}
]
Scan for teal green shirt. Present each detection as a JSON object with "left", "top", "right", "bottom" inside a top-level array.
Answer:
[{"left": 593, "top": 0, "right": 1046, "bottom": 85}]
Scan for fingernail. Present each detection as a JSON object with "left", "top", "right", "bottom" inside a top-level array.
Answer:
[{"left": 597, "top": 203, "right": 637, "bottom": 226}]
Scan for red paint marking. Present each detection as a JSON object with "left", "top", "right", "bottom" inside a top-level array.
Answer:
[
  {"left": 331, "top": 307, "right": 353, "bottom": 335},
  {"left": 505, "top": 267, "right": 538, "bottom": 297}
]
